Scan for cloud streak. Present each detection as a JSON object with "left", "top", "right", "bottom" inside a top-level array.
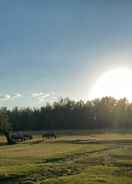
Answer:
[
  {"left": 32, "top": 92, "right": 58, "bottom": 103},
  {"left": 0, "top": 91, "right": 58, "bottom": 105},
  {"left": 0, "top": 93, "right": 22, "bottom": 101}
]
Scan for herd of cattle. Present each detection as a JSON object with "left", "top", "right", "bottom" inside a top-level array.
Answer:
[{"left": 10, "top": 132, "right": 57, "bottom": 143}]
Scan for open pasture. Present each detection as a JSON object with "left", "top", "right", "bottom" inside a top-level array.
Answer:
[{"left": 1, "top": 132, "right": 132, "bottom": 183}]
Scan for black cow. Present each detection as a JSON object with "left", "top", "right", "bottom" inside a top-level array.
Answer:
[
  {"left": 23, "top": 133, "right": 32, "bottom": 140},
  {"left": 42, "top": 132, "right": 56, "bottom": 140},
  {"left": 11, "top": 132, "right": 32, "bottom": 142}
]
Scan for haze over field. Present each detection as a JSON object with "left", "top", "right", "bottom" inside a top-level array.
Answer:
[{"left": 1, "top": 1, "right": 132, "bottom": 108}]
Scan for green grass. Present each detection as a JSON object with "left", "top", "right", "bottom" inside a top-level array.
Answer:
[{"left": 1, "top": 132, "right": 132, "bottom": 183}]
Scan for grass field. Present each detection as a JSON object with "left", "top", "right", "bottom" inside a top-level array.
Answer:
[{"left": 1, "top": 132, "right": 132, "bottom": 183}]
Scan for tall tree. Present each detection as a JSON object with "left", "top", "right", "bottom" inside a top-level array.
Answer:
[{"left": 0, "top": 110, "right": 14, "bottom": 144}]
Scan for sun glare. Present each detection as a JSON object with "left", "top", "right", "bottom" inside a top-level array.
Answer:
[{"left": 89, "top": 67, "right": 132, "bottom": 101}]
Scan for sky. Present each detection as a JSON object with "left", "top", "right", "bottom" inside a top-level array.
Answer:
[{"left": 1, "top": 0, "right": 132, "bottom": 108}]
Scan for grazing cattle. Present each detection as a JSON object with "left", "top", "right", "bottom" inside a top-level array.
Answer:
[
  {"left": 42, "top": 132, "right": 56, "bottom": 140},
  {"left": 11, "top": 132, "right": 25, "bottom": 142},
  {"left": 11, "top": 132, "right": 32, "bottom": 142},
  {"left": 23, "top": 133, "right": 33, "bottom": 140}
]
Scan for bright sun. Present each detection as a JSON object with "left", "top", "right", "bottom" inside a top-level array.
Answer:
[{"left": 89, "top": 67, "right": 132, "bottom": 101}]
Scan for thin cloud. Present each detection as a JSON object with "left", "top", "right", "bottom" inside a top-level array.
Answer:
[
  {"left": 12, "top": 93, "right": 22, "bottom": 99},
  {"left": 32, "top": 92, "right": 58, "bottom": 103},
  {"left": 0, "top": 94, "right": 11, "bottom": 100},
  {"left": 0, "top": 93, "right": 22, "bottom": 101}
]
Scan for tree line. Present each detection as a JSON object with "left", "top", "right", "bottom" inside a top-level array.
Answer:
[{"left": 4, "top": 97, "right": 132, "bottom": 131}]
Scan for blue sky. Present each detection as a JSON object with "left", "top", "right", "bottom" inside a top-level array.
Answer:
[{"left": 1, "top": 0, "right": 132, "bottom": 108}]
